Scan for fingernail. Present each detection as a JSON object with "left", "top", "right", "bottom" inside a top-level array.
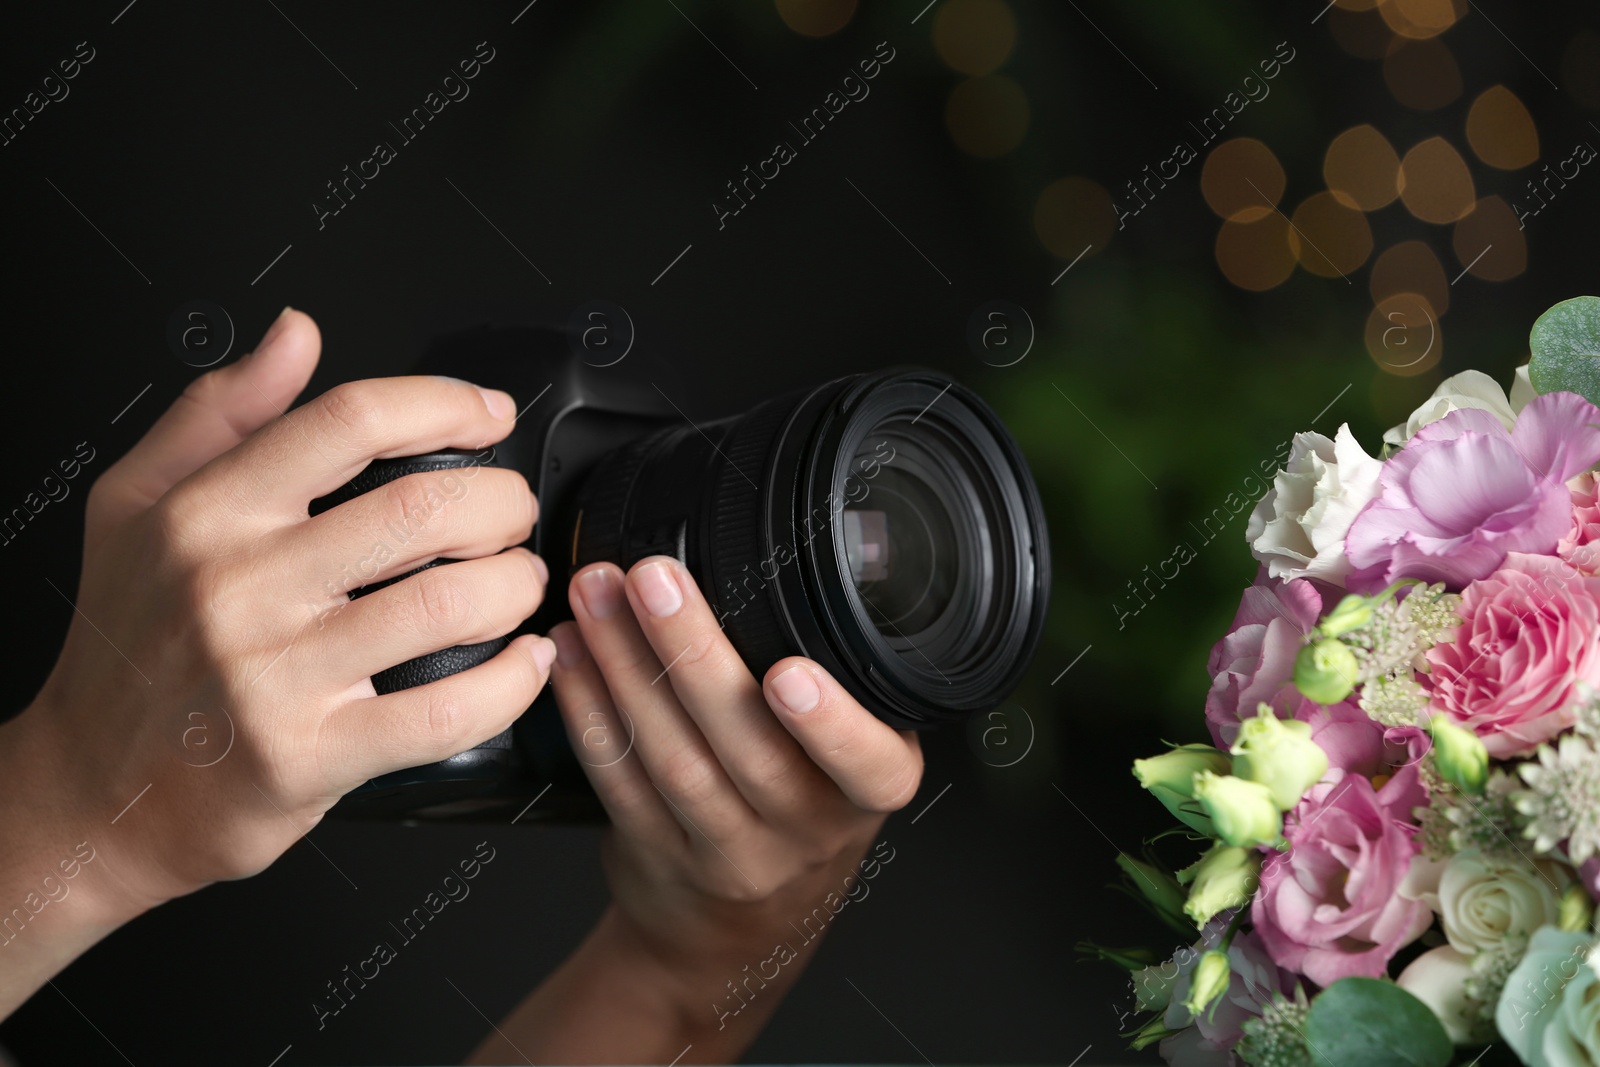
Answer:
[
  {"left": 632, "top": 559, "right": 683, "bottom": 618},
  {"left": 251, "top": 306, "right": 293, "bottom": 355},
  {"left": 530, "top": 553, "right": 549, "bottom": 587},
  {"left": 478, "top": 386, "right": 516, "bottom": 421},
  {"left": 531, "top": 636, "right": 558, "bottom": 674},
  {"left": 551, "top": 625, "right": 585, "bottom": 669},
  {"left": 576, "top": 567, "right": 623, "bottom": 620},
  {"left": 770, "top": 665, "right": 820, "bottom": 714}
]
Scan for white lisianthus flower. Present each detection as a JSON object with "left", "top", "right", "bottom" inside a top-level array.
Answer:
[
  {"left": 1397, "top": 945, "right": 1476, "bottom": 1044},
  {"left": 1383, "top": 369, "right": 1518, "bottom": 446},
  {"left": 1496, "top": 925, "right": 1599, "bottom": 1067},
  {"left": 1435, "top": 850, "right": 1568, "bottom": 955},
  {"left": 1246, "top": 424, "right": 1381, "bottom": 585},
  {"left": 1511, "top": 363, "right": 1537, "bottom": 416}
]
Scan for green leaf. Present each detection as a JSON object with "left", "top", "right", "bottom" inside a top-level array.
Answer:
[
  {"left": 1302, "top": 977, "right": 1452, "bottom": 1067},
  {"left": 1529, "top": 295, "right": 1600, "bottom": 403}
]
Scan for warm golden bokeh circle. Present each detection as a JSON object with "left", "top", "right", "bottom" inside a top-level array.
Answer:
[
  {"left": 1452, "top": 196, "right": 1528, "bottom": 282},
  {"left": 946, "top": 75, "right": 1029, "bottom": 157},
  {"left": 1399, "top": 137, "right": 1476, "bottom": 223},
  {"left": 1382, "top": 0, "right": 1463, "bottom": 39},
  {"left": 1370, "top": 240, "right": 1450, "bottom": 318},
  {"left": 1201, "top": 138, "right": 1285, "bottom": 222},
  {"left": 1384, "top": 37, "right": 1462, "bottom": 111},
  {"left": 1466, "top": 86, "right": 1540, "bottom": 170},
  {"left": 1215, "top": 214, "right": 1296, "bottom": 291},
  {"left": 1324, "top": 125, "right": 1401, "bottom": 211},
  {"left": 933, "top": 0, "right": 1017, "bottom": 76},
  {"left": 1034, "top": 177, "right": 1116, "bottom": 259},
  {"left": 1288, "top": 192, "right": 1373, "bottom": 278},
  {"left": 1365, "top": 293, "right": 1443, "bottom": 377},
  {"left": 774, "top": 0, "right": 858, "bottom": 37}
]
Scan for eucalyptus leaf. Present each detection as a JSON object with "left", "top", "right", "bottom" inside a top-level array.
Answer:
[
  {"left": 1301, "top": 977, "right": 1452, "bottom": 1067},
  {"left": 1529, "top": 295, "right": 1600, "bottom": 402}
]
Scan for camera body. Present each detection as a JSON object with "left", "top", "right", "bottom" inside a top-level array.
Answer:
[{"left": 318, "top": 324, "right": 1050, "bottom": 823}]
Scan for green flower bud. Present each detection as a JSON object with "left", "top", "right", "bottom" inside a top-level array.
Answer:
[
  {"left": 1560, "top": 884, "right": 1595, "bottom": 934},
  {"left": 1192, "top": 771, "right": 1283, "bottom": 848},
  {"left": 1180, "top": 843, "right": 1261, "bottom": 927},
  {"left": 1318, "top": 593, "right": 1374, "bottom": 638},
  {"left": 1124, "top": 1013, "right": 1183, "bottom": 1051},
  {"left": 1115, "top": 853, "right": 1191, "bottom": 933},
  {"left": 1428, "top": 715, "right": 1488, "bottom": 794},
  {"left": 1293, "top": 638, "right": 1359, "bottom": 705},
  {"left": 1231, "top": 704, "right": 1329, "bottom": 811},
  {"left": 1132, "top": 744, "right": 1232, "bottom": 837},
  {"left": 1183, "top": 950, "right": 1232, "bottom": 1019}
]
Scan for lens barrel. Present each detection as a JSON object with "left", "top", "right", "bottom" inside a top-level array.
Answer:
[{"left": 573, "top": 369, "right": 1048, "bottom": 728}]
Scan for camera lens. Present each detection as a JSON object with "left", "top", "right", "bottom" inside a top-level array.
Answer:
[{"left": 573, "top": 369, "right": 1049, "bottom": 728}]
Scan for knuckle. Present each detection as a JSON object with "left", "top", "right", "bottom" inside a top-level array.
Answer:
[
  {"left": 318, "top": 383, "right": 385, "bottom": 442},
  {"left": 412, "top": 570, "right": 472, "bottom": 636},
  {"left": 422, "top": 686, "right": 468, "bottom": 745},
  {"left": 862, "top": 758, "right": 923, "bottom": 813},
  {"left": 656, "top": 745, "right": 720, "bottom": 808}
]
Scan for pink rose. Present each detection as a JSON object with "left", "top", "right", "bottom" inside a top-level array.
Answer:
[
  {"left": 1205, "top": 568, "right": 1324, "bottom": 747},
  {"left": 1345, "top": 392, "right": 1600, "bottom": 593},
  {"left": 1425, "top": 552, "right": 1600, "bottom": 757},
  {"left": 1252, "top": 767, "right": 1432, "bottom": 987},
  {"left": 1558, "top": 472, "right": 1600, "bottom": 575}
]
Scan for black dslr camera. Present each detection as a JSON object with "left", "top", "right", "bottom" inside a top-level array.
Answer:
[{"left": 315, "top": 324, "right": 1049, "bottom": 823}]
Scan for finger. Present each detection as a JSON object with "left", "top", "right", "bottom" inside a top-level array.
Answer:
[
  {"left": 292, "top": 466, "right": 537, "bottom": 594},
  {"left": 310, "top": 548, "right": 548, "bottom": 687},
  {"left": 187, "top": 375, "right": 519, "bottom": 520},
  {"left": 621, "top": 556, "right": 822, "bottom": 816},
  {"left": 90, "top": 309, "right": 319, "bottom": 540},
  {"left": 762, "top": 657, "right": 924, "bottom": 813},
  {"left": 321, "top": 632, "right": 556, "bottom": 786},
  {"left": 545, "top": 623, "right": 682, "bottom": 845},
  {"left": 570, "top": 563, "right": 754, "bottom": 839}
]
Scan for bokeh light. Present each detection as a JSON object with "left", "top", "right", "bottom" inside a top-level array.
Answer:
[
  {"left": 1324, "top": 125, "right": 1401, "bottom": 211},
  {"left": 1466, "top": 86, "right": 1540, "bottom": 170},
  {"left": 1562, "top": 29, "right": 1600, "bottom": 109},
  {"left": 1034, "top": 177, "right": 1116, "bottom": 259},
  {"left": 1288, "top": 192, "right": 1373, "bottom": 277},
  {"left": 1370, "top": 240, "right": 1450, "bottom": 317},
  {"left": 946, "top": 76, "right": 1029, "bottom": 158},
  {"left": 1452, "top": 196, "right": 1527, "bottom": 281},
  {"left": 1384, "top": 37, "right": 1462, "bottom": 111},
  {"left": 1399, "top": 137, "right": 1476, "bottom": 223},
  {"left": 933, "top": 0, "right": 1017, "bottom": 76},
  {"left": 774, "top": 0, "right": 857, "bottom": 37},
  {"left": 1365, "top": 292, "right": 1443, "bottom": 377},
  {"left": 1381, "top": 0, "right": 1463, "bottom": 39},
  {"left": 1215, "top": 214, "right": 1296, "bottom": 291},
  {"left": 1329, "top": 5, "right": 1393, "bottom": 59},
  {"left": 1200, "top": 138, "right": 1285, "bottom": 222}
]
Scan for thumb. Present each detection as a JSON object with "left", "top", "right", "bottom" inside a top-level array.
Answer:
[{"left": 90, "top": 307, "right": 321, "bottom": 539}]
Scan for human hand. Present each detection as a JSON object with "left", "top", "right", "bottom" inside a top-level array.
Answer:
[
  {"left": 513, "top": 555, "right": 924, "bottom": 1060},
  {"left": 5, "top": 308, "right": 557, "bottom": 922}
]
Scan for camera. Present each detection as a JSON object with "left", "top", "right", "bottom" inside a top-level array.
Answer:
[{"left": 314, "top": 324, "right": 1050, "bottom": 822}]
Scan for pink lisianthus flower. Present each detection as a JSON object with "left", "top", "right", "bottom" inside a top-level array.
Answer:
[
  {"left": 1425, "top": 552, "right": 1600, "bottom": 757},
  {"left": 1345, "top": 392, "right": 1600, "bottom": 593},
  {"left": 1252, "top": 767, "right": 1432, "bottom": 987},
  {"left": 1159, "top": 929, "right": 1292, "bottom": 1067},
  {"left": 1205, "top": 568, "right": 1327, "bottom": 747},
  {"left": 1558, "top": 472, "right": 1600, "bottom": 575}
]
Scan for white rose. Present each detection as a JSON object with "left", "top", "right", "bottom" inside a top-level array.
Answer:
[
  {"left": 1383, "top": 369, "right": 1518, "bottom": 446},
  {"left": 1496, "top": 925, "right": 1599, "bottom": 1067},
  {"left": 1246, "top": 423, "right": 1381, "bottom": 585},
  {"left": 1397, "top": 945, "right": 1476, "bottom": 1044},
  {"left": 1436, "top": 849, "right": 1567, "bottom": 955},
  {"left": 1511, "top": 363, "right": 1537, "bottom": 416}
]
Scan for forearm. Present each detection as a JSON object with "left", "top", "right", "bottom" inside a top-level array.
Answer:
[
  {"left": 0, "top": 706, "right": 149, "bottom": 1018},
  {"left": 465, "top": 903, "right": 822, "bottom": 1065}
]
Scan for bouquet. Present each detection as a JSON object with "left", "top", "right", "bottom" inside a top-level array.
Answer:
[{"left": 1099, "top": 297, "right": 1600, "bottom": 1067}]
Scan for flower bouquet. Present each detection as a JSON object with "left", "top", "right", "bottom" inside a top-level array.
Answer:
[{"left": 1098, "top": 297, "right": 1600, "bottom": 1067}]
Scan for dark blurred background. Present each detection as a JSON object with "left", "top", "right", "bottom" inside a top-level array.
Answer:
[{"left": 0, "top": 0, "right": 1594, "bottom": 1063}]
